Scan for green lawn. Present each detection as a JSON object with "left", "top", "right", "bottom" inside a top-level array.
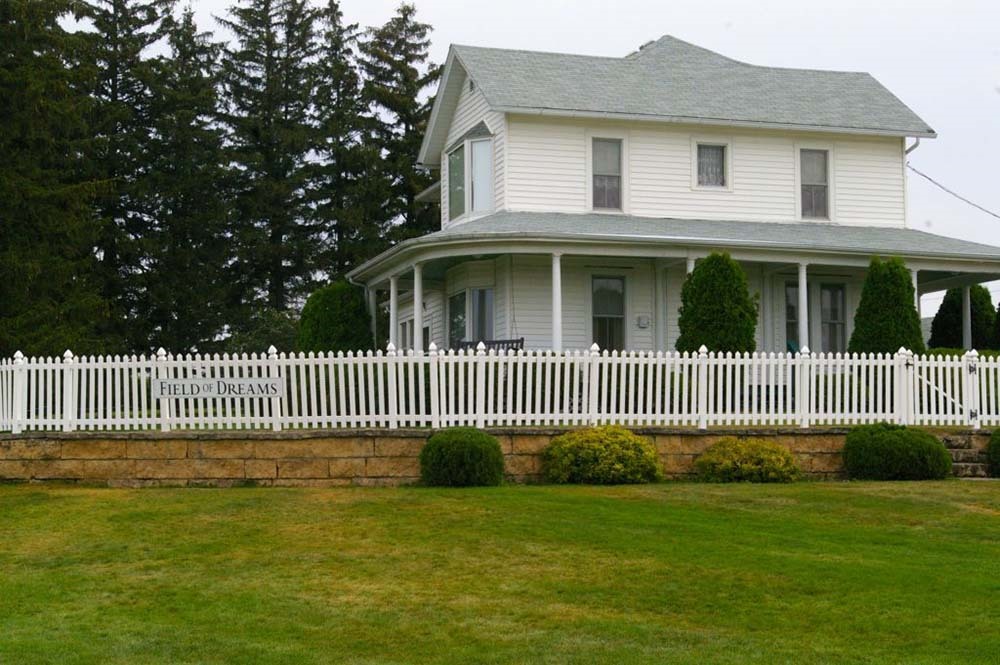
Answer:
[{"left": 1, "top": 482, "right": 998, "bottom": 664}]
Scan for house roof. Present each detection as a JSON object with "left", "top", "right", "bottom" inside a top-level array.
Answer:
[
  {"left": 420, "top": 35, "right": 935, "bottom": 164},
  {"left": 347, "top": 211, "right": 1000, "bottom": 281}
]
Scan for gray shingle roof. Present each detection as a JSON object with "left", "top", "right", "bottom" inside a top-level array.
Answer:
[{"left": 452, "top": 36, "right": 934, "bottom": 138}]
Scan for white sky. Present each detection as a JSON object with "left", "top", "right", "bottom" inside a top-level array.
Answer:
[{"left": 185, "top": 0, "right": 1000, "bottom": 314}]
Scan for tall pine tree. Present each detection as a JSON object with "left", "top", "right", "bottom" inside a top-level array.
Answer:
[
  {"left": 0, "top": 0, "right": 110, "bottom": 356},
  {"left": 220, "top": 0, "right": 319, "bottom": 317},
  {"left": 138, "top": 7, "right": 230, "bottom": 353},
  {"left": 359, "top": 3, "right": 440, "bottom": 241}
]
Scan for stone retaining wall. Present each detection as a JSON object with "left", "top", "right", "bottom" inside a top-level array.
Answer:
[{"left": 0, "top": 428, "right": 989, "bottom": 487}]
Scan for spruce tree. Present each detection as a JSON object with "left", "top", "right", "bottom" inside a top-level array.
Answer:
[
  {"left": 848, "top": 257, "right": 925, "bottom": 354},
  {"left": 0, "top": 0, "right": 111, "bottom": 356},
  {"left": 676, "top": 253, "right": 759, "bottom": 353},
  {"left": 359, "top": 3, "right": 440, "bottom": 241},
  {"left": 927, "top": 286, "right": 995, "bottom": 350},
  {"left": 219, "top": 0, "right": 320, "bottom": 316},
  {"left": 137, "top": 7, "right": 230, "bottom": 353}
]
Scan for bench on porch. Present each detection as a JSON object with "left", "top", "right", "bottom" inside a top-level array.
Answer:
[{"left": 455, "top": 338, "right": 525, "bottom": 352}]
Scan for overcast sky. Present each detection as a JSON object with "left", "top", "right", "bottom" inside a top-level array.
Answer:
[{"left": 187, "top": 0, "right": 1000, "bottom": 312}]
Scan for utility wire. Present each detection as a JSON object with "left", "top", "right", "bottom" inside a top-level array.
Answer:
[{"left": 907, "top": 162, "right": 1000, "bottom": 221}]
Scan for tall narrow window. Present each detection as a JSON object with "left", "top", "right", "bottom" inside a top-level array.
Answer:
[
  {"left": 592, "top": 138, "right": 622, "bottom": 210},
  {"left": 470, "top": 288, "right": 494, "bottom": 342},
  {"left": 470, "top": 139, "right": 493, "bottom": 212},
  {"left": 697, "top": 144, "right": 726, "bottom": 187},
  {"left": 801, "top": 149, "right": 829, "bottom": 219},
  {"left": 785, "top": 283, "right": 800, "bottom": 353},
  {"left": 820, "top": 284, "right": 846, "bottom": 353},
  {"left": 593, "top": 276, "right": 625, "bottom": 350},
  {"left": 448, "top": 292, "right": 466, "bottom": 349},
  {"left": 447, "top": 145, "right": 465, "bottom": 220}
]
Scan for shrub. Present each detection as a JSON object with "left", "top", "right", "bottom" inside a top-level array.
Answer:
[
  {"left": 542, "top": 426, "right": 662, "bottom": 484},
  {"left": 928, "top": 285, "right": 995, "bottom": 350},
  {"left": 848, "top": 257, "right": 925, "bottom": 354},
  {"left": 694, "top": 437, "right": 799, "bottom": 483},
  {"left": 843, "top": 423, "right": 952, "bottom": 480},
  {"left": 297, "top": 281, "right": 372, "bottom": 353},
  {"left": 676, "top": 252, "right": 758, "bottom": 353},
  {"left": 987, "top": 431, "right": 1000, "bottom": 478},
  {"left": 419, "top": 427, "right": 504, "bottom": 487}
]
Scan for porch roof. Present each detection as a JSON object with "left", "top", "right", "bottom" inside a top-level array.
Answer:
[{"left": 347, "top": 211, "right": 1000, "bottom": 282}]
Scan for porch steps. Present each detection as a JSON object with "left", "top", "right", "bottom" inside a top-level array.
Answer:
[{"left": 941, "top": 435, "right": 990, "bottom": 478}]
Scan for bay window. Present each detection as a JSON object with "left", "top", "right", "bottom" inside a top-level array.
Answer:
[{"left": 446, "top": 137, "right": 493, "bottom": 222}]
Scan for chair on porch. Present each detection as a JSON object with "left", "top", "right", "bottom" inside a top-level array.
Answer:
[{"left": 455, "top": 338, "right": 525, "bottom": 352}]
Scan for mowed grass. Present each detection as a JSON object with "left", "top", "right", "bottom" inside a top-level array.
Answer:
[{"left": 1, "top": 482, "right": 999, "bottom": 664}]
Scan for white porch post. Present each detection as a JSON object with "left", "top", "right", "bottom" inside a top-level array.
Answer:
[
  {"left": 910, "top": 269, "right": 920, "bottom": 315},
  {"left": 654, "top": 264, "right": 666, "bottom": 352},
  {"left": 686, "top": 256, "right": 696, "bottom": 274},
  {"left": 388, "top": 275, "right": 399, "bottom": 348},
  {"left": 797, "top": 263, "right": 809, "bottom": 351},
  {"left": 413, "top": 263, "right": 424, "bottom": 353},
  {"left": 962, "top": 285, "right": 972, "bottom": 349},
  {"left": 366, "top": 287, "right": 377, "bottom": 347},
  {"left": 551, "top": 252, "right": 563, "bottom": 352}
]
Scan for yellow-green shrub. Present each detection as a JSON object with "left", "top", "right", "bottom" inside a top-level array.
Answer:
[
  {"left": 542, "top": 426, "right": 662, "bottom": 484},
  {"left": 694, "top": 437, "right": 800, "bottom": 483}
]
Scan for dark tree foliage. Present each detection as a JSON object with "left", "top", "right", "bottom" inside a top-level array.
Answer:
[
  {"left": 358, "top": 3, "right": 440, "bottom": 241},
  {"left": 926, "top": 285, "right": 995, "bottom": 351},
  {"left": 137, "top": 7, "right": 231, "bottom": 353},
  {"left": 220, "top": 0, "right": 320, "bottom": 313},
  {"left": 0, "top": 0, "right": 111, "bottom": 356},
  {"left": 222, "top": 307, "right": 299, "bottom": 354},
  {"left": 676, "top": 253, "right": 758, "bottom": 353},
  {"left": 81, "top": 0, "right": 174, "bottom": 349},
  {"left": 297, "top": 281, "right": 372, "bottom": 352},
  {"left": 848, "top": 257, "right": 925, "bottom": 354}
]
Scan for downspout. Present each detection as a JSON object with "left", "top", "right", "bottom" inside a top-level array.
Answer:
[
  {"left": 903, "top": 138, "right": 921, "bottom": 230},
  {"left": 905, "top": 137, "right": 921, "bottom": 155}
]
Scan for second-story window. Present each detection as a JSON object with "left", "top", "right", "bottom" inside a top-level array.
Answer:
[
  {"left": 697, "top": 144, "right": 727, "bottom": 187},
  {"left": 801, "top": 149, "right": 829, "bottom": 219},
  {"left": 447, "top": 138, "right": 493, "bottom": 221},
  {"left": 592, "top": 138, "right": 622, "bottom": 210},
  {"left": 470, "top": 139, "right": 493, "bottom": 213},
  {"left": 448, "top": 145, "right": 465, "bottom": 220}
]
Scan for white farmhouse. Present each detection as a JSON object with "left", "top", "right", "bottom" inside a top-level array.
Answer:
[{"left": 348, "top": 35, "right": 1000, "bottom": 354}]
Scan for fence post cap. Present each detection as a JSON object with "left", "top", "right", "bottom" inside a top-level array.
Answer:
[
  {"left": 589, "top": 342, "right": 600, "bottom": 354},
  {"left": 476, "top": 341, "right": 486, "bottom": 354},
  {"left": 13, "top": 350, "right": 24, "bottom": 362},
  {"left": 156, "top": 347, "right": 167, "bottom": 359},
  {"left": 698, "top": 344, "right": 708, "bottom": 355},
  {"left": 62, "top": 349, "right": 74, "bottom": 361},
  {"left": 267, "top": 345, "right": 278, "bottom": 358},
  {"left": 428, "top": 341, "right": 437, "bottom": 353},
  {"left": 966, "top": 349, "right": 980, "bottom": 358},
  {"left": 386, "top": 342, "right": 396, "bottom": 356},
  {"left": 799, "top": 346, "right": 810, "bottom": 355}
]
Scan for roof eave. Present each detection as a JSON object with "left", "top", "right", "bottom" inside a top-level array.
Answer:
[{"left": 417, "top": 48, "right": 463, "bottom": 166}]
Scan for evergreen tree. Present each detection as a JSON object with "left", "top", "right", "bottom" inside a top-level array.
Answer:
[
  {"left": 81, "top": 0, "right": 174, "bottom": 350},
  {"left": 848, "top": 257, "right": 925, "bottom": 354},
  {"left": 310, "top": 0, "right": 387, "bottom": 278},
  {"left": 359, "top": 3, "right": 440, "bottom": 241},
  {"left": 219, "top": 0, "right": 320, "bottom": 316},
  {"left": 676, "top": 253, "right": 758, "bottom": 353},
  {"left": 0, "top": 0, "right": 111, "bottom": 356},
  {"left": 927, "top": 286, "right": 995, "bottom": 350},
  {"left": 137, "top": 7, "right": 230, "bottom": 353}
]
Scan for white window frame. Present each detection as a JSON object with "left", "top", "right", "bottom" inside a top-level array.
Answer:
[
  {"left": 587, "top": 272, "right": 629, "bottom": 351},
  {"left": 690, "top": 136, "right": 734, "bottom": 191},
  {"left": 585, "top": 129, "right": 629, "bottom": 214},
  {"left": 443, "top": 134, "right": 495, "bottom": 225},
  {"left": 445, "top": 286, "right": 496, "bottom": 346},
  {"left": 794, "top": 142, "right": 835, "bottom": 221}
]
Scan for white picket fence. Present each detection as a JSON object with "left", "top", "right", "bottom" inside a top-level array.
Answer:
[{"left": 0, "top": 344, "right": 992, "bottom": 434}]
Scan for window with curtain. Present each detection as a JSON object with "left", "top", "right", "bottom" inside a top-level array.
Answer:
[
  {"left": 470, "top": 139, "right": 493, "bottom": 212},
  {"left": 801, "top": 149, "right": 829, "bottom": 218},
  {"left": 448, "top": 292, "right": 466, "bottom": 349},
  {"left": 592, "top": 138, "right": 622, "bottom": 210},
  {"left": 592, "top": 276, "right": 625, "bottom": 350},
  {"left": 697, "top": 144, "right": 726, "bottom": 187},
  {"left": 820, "top": 284, "right": 846, "bottom": 353},
  {"left": 447, "top": 145, "right": 465, "bottom": 220},
  {"left": 469, "top": 288, "right": 494, "bottom": 342}
]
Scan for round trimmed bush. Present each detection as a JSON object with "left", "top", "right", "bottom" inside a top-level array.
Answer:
[
  {"left": 419, "top": 427, "right": 504, "bottom": 487},
  {"left": 542, "top": 426, "right": 662, "bottom": 484},
  {"left": 694, "top": 437, "right": 799, "bottom": 483},
  {"left": 843, "top": 423, "right": 952, "bottom": 480},
  {"left": 987, "top": 430, "right": 1000, "bottom": 478},
  {"left": 297, "top": 281, "right": 372, "bottom": 353}
]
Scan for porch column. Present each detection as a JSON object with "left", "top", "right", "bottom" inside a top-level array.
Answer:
[
  {"left": 686, "top": 256, "right": 696, "bottom": 274},
  {"left": 413, "top": 263, "right": 424, "bottom": 353},
  {"left": 798, "top": 263, "right": 809, "bottom": 351},
  {"left": 654, "top": 264, "right": 666, "bottom": 351},
  {"left": 388, "top": 275, "right": 399, "bottom": 348},
  {"left": 367, "top": 287, "right": 377, "bottom": 347},
  {"left": 551, "top": 252, "right": 563, "bottom": 352},
  {"left": 910, "top": 269, "right": 920, "bottom": 315},
  {"left": 963, "top": 285, "right": 972, "bottom": 350}
]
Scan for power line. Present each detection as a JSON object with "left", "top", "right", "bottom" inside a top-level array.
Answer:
[{"left": 907, "top": 162, "right": 1000, "bottom": 221}]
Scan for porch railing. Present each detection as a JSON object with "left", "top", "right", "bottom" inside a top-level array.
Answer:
[{"left": 0, "top": 344, "right": 989, "bottom": 434}]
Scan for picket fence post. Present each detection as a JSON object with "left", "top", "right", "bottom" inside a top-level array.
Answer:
[
  {"left": 587, "top": 343, "right": 600, "bottom": 425},
  {"left": 892, "top": 347, "right": 914, "bottom": 426},
  {"left": 267, "top": 345, "right": 283, "bottom": 432},
  {"left": 964, "top": 349, "right": 980, "bottom": 430},
  {"left": 155, "top": 347, "right": 171, "bottom": 432},
  {"left": 61, "top": 350, "right": 76, "bottom": 432},
  {"left": 386, "top": 343, "right": 398, "bottom": 429},
  {"left": 797, "top": 347, "right": 811, "bottom": 429},
  {"left": 428, "top": 343, "right": 441, "bottom": 429},
  {"left": 11, "top": 351, "right": 25, "bottom": 434},
  {"left": 475, "top": 342, "right": 486, "bottom": 428},
  {"left": 697, "top": 345, "right": 709, "bottom": 430}
]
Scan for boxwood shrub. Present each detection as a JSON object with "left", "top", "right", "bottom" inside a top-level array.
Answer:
[
  {"left": 694, "top": 437, "right": 799, "bottom": 483},
  {"left": 419, "top": 427, "right": 504, "bottom": 487},
  {"left": 542, "top": 426, "right": 662, "bottom": 484},
  {"left": 843, "top": 423, "right": 952, "bottom": 480},
  {"left": 987, "top": 430, "right": 1000, "bottom": 478}
]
